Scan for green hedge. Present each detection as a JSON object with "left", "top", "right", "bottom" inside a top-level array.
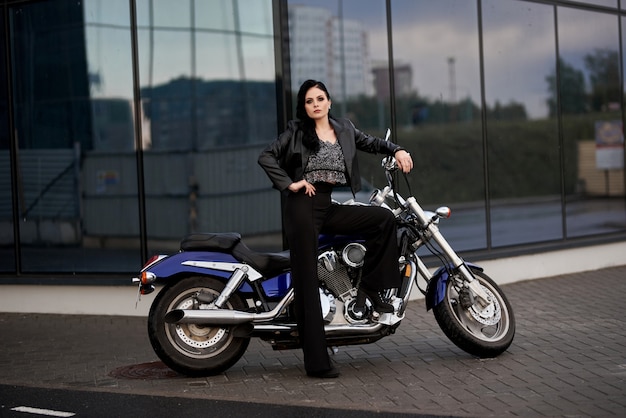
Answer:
[{"left": 358, "top": 114, "right": 612, "bottom": 205}]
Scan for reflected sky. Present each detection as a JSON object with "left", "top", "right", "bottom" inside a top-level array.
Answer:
[
  {"left": 84, "top": 0, "right": 130, "bottom": 25},
  {"left": 557, "top": 6, "right": 620, "bottom": 68},
  {"left": 575, "top": 0, "right": 617, "bottom": 7},
  {"left": 482, "top": 0, "right": 556, "bottom": 118},
  {"left": 84, "top": 0, "right": 275, "bottom": 99},
  {"left": 84, "top": 0, "right": 624, "bottom": 119},
  {"left": 391, "top": 0, "right": 481, "bottom": 107},
  {"left": 84, "top": 1, "right": 133, "bottom": 98},
  {"left": 292, "top": 0, "right": 622, "bottom": 120}
]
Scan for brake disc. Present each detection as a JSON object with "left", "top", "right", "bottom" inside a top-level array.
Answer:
[
  {"left": 173, "top": 297, "right": 226, "bottom": 349},
  {"left": 468, "top": 285, "right": 501, "bottom": 326}
]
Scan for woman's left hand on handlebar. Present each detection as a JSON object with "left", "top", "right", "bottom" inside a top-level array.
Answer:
[{"left": 395, "top": 150, "right": 413, "bottom": 173}]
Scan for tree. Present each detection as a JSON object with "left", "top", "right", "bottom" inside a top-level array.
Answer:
[
  {"left": 584, "top": 48, "right": 621, "bottom": 112},
  {"left": 546, "top": 57, "right": 587, "bottom": 116}
]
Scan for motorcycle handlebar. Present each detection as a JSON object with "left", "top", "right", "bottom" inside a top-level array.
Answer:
[{"left": 382, "top": 155, "right": 398, "bottom": 172}]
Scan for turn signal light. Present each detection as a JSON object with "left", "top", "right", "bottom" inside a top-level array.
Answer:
[
  {"left": 141, "top": 271, "right": 157, "bottom": 285},
  {"left": 436, "top": 206, "right": 451, "bottom": 219},
  {"left": 403, "top": 263, "right": 412, "bottom": 278}
]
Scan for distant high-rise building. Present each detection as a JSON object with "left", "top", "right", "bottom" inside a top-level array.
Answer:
[
  {"left": 372, "top": 62, "right": 413, "bottom": 100},
  {"left": 288, "top": 5, "right": 371, "bottom": 99}
]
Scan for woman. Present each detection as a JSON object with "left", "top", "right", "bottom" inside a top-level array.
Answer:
[{"left": 258, "top": 80, "right": 413, "bottom": 378}]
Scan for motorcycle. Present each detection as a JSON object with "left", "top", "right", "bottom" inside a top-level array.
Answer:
[{"left": 133, "top": 131, "right": 515, "bottom": 377}]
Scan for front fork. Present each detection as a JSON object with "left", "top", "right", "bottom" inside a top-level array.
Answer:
[{"left": 403, "top": 196, "right": 491, "bottom": 310}]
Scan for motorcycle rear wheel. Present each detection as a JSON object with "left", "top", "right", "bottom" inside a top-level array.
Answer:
[
  {"left": 148, "top": 276, "right": 250, "bottom": 376},
  {"left": 432, "top": 268, "right": 515, "bottom": 358}
]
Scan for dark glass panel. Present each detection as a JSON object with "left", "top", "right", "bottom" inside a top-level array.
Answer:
[
  {"left": 10, "top": 0, "right": 141, "bottom": 273},
  {"left": 558, "top": 7, "right": 626, "bottom": 238},
  {"left": 482, "top": 0, "right": 562, "bottom": 247},
  {"left": 0, "top": 8, "right": 15, "bottom": 272},
  {"left": 137, "top": 0, "right": 281, "bottom": 254},
  {"left": 390, "top": 0, "right": 485, "bottom": 251}
]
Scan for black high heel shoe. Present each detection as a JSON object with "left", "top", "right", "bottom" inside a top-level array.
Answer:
[
  {"left": 307, "top": 366, "right": 340, "bottom": 379},
  {"left": 356, "top": 286, "right": 394, "bottom": 313}
]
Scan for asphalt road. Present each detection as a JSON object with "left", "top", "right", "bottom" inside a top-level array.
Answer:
[{"left": 0, "top": 384, "right": 444, "bottom": 418}]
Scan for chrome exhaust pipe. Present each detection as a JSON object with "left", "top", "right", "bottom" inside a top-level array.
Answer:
[
  {"left": 251, "top": 322, "right": 384, "bottom": 334},
  {"left": 324, "top": 323, "right": 383, "bottom": 335},
  {"left": 164, "top": 284, "right": 389, "bottom": 336},
  {"left": 164, "top": 289, "right": 294, "bottom": 325},
  {"left": 165, "top": 309, "right": 256, "bottom": 325},
  {"left": 166, "top": 309, "right": 386, "bottom": 335}
]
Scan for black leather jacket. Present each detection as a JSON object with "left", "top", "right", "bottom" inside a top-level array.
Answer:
[{"left": 258, "top": 117, "right": 404, "bottom": 195}]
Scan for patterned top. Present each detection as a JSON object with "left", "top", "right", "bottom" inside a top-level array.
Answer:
[{"left": 304, "top": 140, "right": 347, "bottom": 185}]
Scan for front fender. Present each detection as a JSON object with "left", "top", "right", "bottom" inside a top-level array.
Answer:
[{"left": 425, "top": 262, "right": 483, "bottom": 311}]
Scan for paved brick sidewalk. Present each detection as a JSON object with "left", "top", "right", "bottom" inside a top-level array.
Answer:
[{"left": 1, "top": 265, "right": 625, "bottom": 417}]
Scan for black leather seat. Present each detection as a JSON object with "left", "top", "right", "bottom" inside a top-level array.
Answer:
[
  {"left": 180, "top": 232, "right": 242, "bottom": 252},
  {"left": 180, "top": 232, "right": 291, "bottom": 278},
  {"left": 232, "top": 241, "right": 291, "bottom": 279}
]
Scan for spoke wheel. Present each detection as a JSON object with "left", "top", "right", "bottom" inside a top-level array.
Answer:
[
  {"left": 433, "top": 268, "right": 515, "bottom": 358},
  {"left": 148, "top": 276, "right": 250, "bottom": 376}
]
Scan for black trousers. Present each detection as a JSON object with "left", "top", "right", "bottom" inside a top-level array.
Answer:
[{"left": 284, "top": 183, "right": 401, "bottom": 373}]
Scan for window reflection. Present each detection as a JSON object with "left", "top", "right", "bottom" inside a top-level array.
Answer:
[
  {"left": 84, "top": 0, "right": 131, "bottom": 25},
  {"left": 2, "top": 0, "right": 625, "bottom": 277},
  {"left": 195, "top": 0, "right": 236, "bottom": 30},
  {"left": 9, "top": 0, "right": 141, "bottom": 272},
  {"left": 482, "top": 0, "right": 563, "bottom": 247},
  {"left": 149, "top": 0, "right": 192, "bottom": 28},
  {"left": 136, "top": 0, "right": 280, "bottom": 254},
  {"left": 83, "top": 0, "right": 142, "bottom": 271},
  {"left": 558, "top": 7, "right": 626, "bottom": 238},
  {"left": 573, "top": 0, "right": 617, "bottom": 8},
  {"left": 287, "top": 0, "right": 388, "bottom": 117},
  {"left": 391, "top": 0, "right": 486, "bottom": 251},
  {"left": 287, "top": 0, "right": 391, "bottom": 208},
  {"left": 0, "top": 12, "right": 14, "bottom": 272}
]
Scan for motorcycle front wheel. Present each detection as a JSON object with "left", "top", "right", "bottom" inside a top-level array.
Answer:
[
  {"left": 432, "top": 268, "right": 515, "bottom": 358},
  {"left": 148, "top": 276, "right": 250, "bottom": 376}
]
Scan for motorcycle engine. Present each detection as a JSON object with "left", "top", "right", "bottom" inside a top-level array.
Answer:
[
  {"left": 317, "top": 244, "right": 369, "bottom": 324},
  {"left": 317, "top": 243, "right": 365, "bottom": 299}
]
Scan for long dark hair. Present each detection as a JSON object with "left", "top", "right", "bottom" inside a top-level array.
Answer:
[{"left": 296, "top": 79, "right": 332, "bottom": 152}]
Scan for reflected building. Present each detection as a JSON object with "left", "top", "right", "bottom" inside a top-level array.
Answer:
[
  {"left": 288, "top": 4, "right": 371, "bottom": 98},
  {"left": 91, "top": 98, "right": 138, "bottom": 152},
  {"left": 142, "top": 79, "right": 276, "bottom": 151},
  {"left": 372, "top": 62, "right": 412, "bottom": 100}
]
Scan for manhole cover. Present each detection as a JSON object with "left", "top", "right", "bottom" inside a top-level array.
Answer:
[{"left": 109, "top": 361, "right": 181, "bottom": 380}]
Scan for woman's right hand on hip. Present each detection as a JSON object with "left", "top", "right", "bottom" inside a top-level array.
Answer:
[{"left": 288, "top": 180, "right": 316, "bottom": 196}]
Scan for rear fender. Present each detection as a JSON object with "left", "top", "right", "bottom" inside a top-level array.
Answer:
[
  {"left": 145, "top": 251, "right": 238, "bottom": 281},
  {"left": 144, "top": 251, "right": 291, "bottom": 297},
  {"left": 425, "top": 262, "right": 483, "bottom": 311}
]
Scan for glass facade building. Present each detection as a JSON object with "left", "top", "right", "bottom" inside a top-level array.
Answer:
[{"left": 1, "top": 0, "right": 625, "bottom": 280}]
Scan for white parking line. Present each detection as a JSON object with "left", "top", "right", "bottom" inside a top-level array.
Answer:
[{"left": 10, "top": 406, "right": 76, "bottom": 417}]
